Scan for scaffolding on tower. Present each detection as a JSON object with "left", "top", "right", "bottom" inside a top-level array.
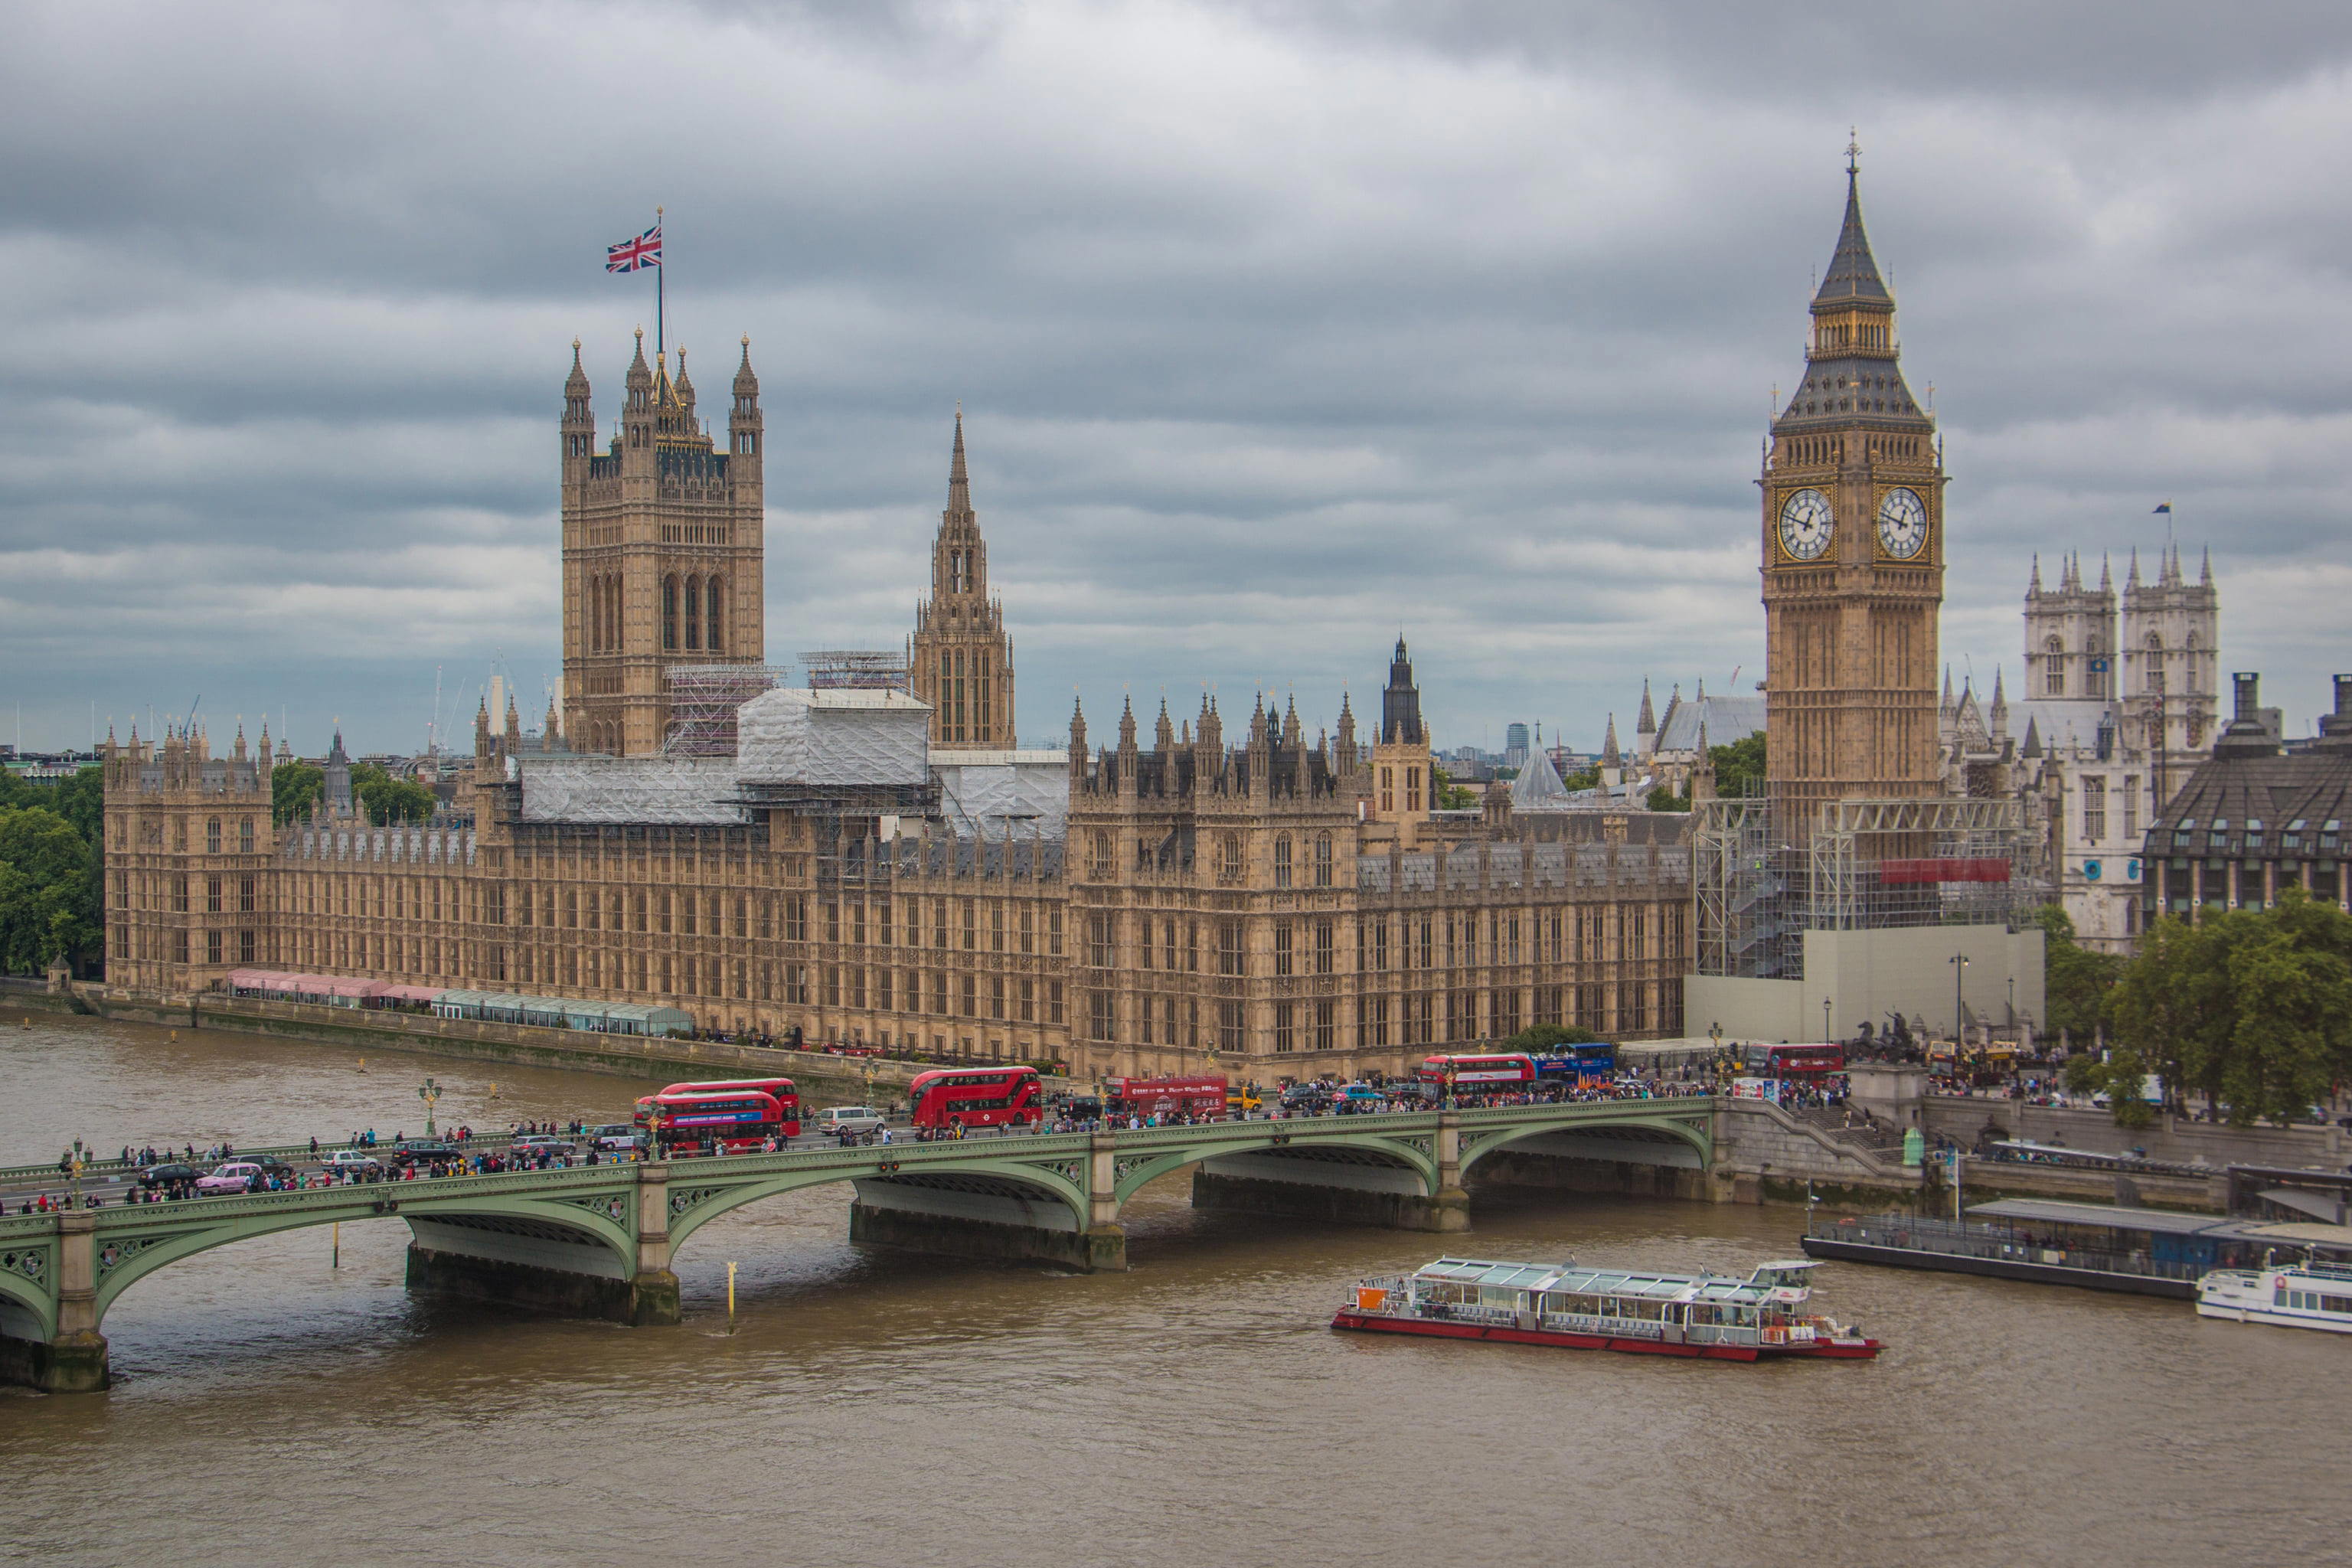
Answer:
[
  {"left": 662, "top": 664, "right": 786, "bottom": 756},
  {"left": 1694, "top": 794, "right": 2047, "bottom": 982},
  {"left": 799, "top": 650, "right": 910, "bottom": 692}
]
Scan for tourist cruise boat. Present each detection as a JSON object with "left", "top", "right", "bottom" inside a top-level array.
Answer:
[
  {"left": 2195, "top": 1259, "right": 2352, "bottom": 1334},
  {"left": 1332, "top": 1256, "right": 1880, "bottom": 1361}
]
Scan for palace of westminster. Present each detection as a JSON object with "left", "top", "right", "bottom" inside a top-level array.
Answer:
[{"left": 94, "top": 157, "right": 2217, "bottom": 1072}]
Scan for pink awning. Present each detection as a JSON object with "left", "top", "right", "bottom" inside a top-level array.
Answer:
[
  {"left": 377, "top": 984, "right": 445, "bottom": 1003},
  {"left": 325, "top": 977, "right": 388, "bottom": 998}
]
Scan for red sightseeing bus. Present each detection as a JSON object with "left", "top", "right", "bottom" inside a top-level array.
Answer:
[
  {"left": 1740, "top": 1043, "right": 1846, "bottom": 1078},
  {"left": 635, "top": 1077, "right": 801, "bottom": 1137},
  {"left": 1106, "top": 1075, "right": 1227, "bottom": 1118},
  {"left": 1415, "top": 1053, "right": 1540, "bottom": 1089},
  {"left": 647, "top": 1089, "right": 791, "bottom": 1153},
  {"left": 907, "top": 1066, "right": 1044, "bottom": 1130}
]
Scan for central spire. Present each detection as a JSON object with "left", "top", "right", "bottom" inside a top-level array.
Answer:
[
  {"left": 948, "top": 405, "right": 970, "bottom": 518},
  {"left": 1815, "top": 137, "right": 1893, "bottom": 310}
]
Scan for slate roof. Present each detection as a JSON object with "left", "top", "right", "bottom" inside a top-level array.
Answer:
[{"left": 1655, "top": 693, "right": 1765, "bottom": 753}]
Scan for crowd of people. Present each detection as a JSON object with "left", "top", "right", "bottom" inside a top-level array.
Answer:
[{"left": 15, "top": 1066, "right": 1761, "bottom": 1211}]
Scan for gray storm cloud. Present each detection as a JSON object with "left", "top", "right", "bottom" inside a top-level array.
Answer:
[{"left": 3, "top": 0, "right": 2349, "bottom": 753}]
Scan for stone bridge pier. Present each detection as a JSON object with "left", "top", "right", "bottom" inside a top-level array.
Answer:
[{"left": 0, "top": 1211, "right": 109, "bottom": 1393}]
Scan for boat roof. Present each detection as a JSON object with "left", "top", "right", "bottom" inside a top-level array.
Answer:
[
  {"left": 1965, "top": 1199, "right": 2230, "bottom": 1236},
  {"left": 1410, "top": 1256, "right": 1808, "bottom": 1303}
]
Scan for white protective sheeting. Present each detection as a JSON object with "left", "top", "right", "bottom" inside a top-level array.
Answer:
[
  {"left": 515, "top": 756, "right": 742, "bottom": 825},
  {"left": 734, "top": 686, "right": 931, "bottom": 787},
  {"left": 933, "top": 750, "right": 1071, "bottom": 837}
]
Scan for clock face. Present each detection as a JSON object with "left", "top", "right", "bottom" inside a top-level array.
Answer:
[
  {"left": 1778, "top": 488, "right": 1834, "bottom": 560},
  {"left": 1877, "top": 487, "right": 1929, "bottom": 559}
]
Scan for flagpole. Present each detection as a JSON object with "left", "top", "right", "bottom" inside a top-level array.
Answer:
[{"left": 655, "top": 205, "right": 665, "bottom": 361}]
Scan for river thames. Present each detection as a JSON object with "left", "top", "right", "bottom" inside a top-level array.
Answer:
[{"left": 1, "top": 1012, "right": 2344, "bottom": 1566}]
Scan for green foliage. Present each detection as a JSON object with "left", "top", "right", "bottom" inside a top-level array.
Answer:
[
  {"left": 1646, "top": 785, "right": 1690, "bottom": 812},
  {"left": 355, "top": 769, "right": 436, "bottom": 826},
  {"left": 1428, "top": 763, "right": 1478, "bottom": 812},
  {"left": 2061, "top": 1041, "right": 2158, "bottom": 1128},
  {"left": 2104, "top": 892, "right": 2352, "bottom": 1127},
  {"left": 0, "top": 805, "right": 100, "bottom": 974},
  {"left": 1708, "top": 732, "right": 1766, "bottom": 799},
  {"left": 1504, "top": 1023, "right": 1601, "bottom": 1052},
  {"left": 1560, "top": 764, "right": 1600, "bottom": 791},
  {"left": 2029, "top": 904, "right": 2124, "bottom": 1040},
  {"left": 273, "top": 761, "right": 324, "bottom": 825},
  {"left": 50, "top": 765, "right": 104, "bottom": 845}
]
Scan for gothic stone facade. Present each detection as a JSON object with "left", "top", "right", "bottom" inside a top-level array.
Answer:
[
  {"left": 1760, "top": 155, "right": 1946, "bottom": 828},
  {"left": 560, "top": 335, "right": 767, "bottom": 757},
  {"left": 100, "top": 362, "right": 1694, "bottom": 1078}
]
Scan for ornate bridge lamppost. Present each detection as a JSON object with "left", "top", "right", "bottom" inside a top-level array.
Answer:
[{"left": 418, "top": 1076, "right": 441, "bottom": 1141}]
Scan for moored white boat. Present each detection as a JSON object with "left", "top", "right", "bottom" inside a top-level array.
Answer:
[
  {"left": 2195, "top": 1259, "right": 2352, "bottom": 1334},
  {"left": 1331, "top": 1256, "right": 1880, "bottom": 1361}
]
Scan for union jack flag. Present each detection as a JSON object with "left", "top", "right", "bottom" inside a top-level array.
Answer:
[{"left": 606, "top": 224, "right": 662, "bottom": 273}]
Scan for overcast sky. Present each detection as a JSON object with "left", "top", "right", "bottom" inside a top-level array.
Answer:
[{"left": 5, "top": 0, "right": 2350, "bottom": 758}]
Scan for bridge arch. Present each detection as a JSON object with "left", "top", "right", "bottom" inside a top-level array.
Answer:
[
  {"left": 86, "top": 1191, "right": 637, "bottom": 1329},
  {"left": 1109, "top": 1128, "right": 1439, "bottom": 1210},
  {"left": 662, "top": 1155, "right": 1090, "bottom": 1257},
  {"left": 1457, "top": 1109, "right": 1712, "bottom": 1185},
  {"left": 0, "top": 1240, "right": 54, "bottom": 1341}
]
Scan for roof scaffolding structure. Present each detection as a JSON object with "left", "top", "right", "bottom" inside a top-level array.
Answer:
[
  {"left": 663, "top": 664, "right": 786, "bottom": 756},
  {"left": 799, "top": 650, "right": 910, "bottom": 691},
  {"left": 1694, "top": 794, "right": 2043, "bottom": 980}
]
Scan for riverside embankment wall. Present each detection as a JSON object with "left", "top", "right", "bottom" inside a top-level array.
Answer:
[
  {"left": 1920, "top": 1096, "right": 2350, "bottom": 1171},
  {"left": 50, "top": 985, "right": 920, "bottom": 1106}
]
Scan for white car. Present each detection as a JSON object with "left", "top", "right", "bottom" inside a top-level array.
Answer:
[
  {"left": 815, "top": 1106, "right": 886, "bottom": 1136},
  {"left": 324, "top": 1149, "right": 382, "bottom": 1174}
]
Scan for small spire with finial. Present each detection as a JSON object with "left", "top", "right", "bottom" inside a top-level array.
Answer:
[{"left": 1846, "top": 127, "right": 1860, "bottom": 176}]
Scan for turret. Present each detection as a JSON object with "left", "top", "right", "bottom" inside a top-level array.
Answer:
[
  {"left": 622, "top": 328, "right": 653, "bottom": 452},
  {"left": 562, "top": 339, "right": 595, "bottom": 475},
  {"left": 730, "top": 337, "right": 763, "bottom": 464}
]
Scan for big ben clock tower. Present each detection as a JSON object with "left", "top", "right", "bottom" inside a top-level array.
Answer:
[{"left": 1762, "top": 142, "right": 1945, "bottom": 833}]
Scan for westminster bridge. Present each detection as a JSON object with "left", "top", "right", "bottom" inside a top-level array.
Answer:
[{"left": 0, "top": 1098, "right": 1720, "bottom": 1392}]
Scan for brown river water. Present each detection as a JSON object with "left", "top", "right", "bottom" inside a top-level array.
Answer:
[{"left": 0, "top": 1011, "right": 2344, "bottom": 1566}]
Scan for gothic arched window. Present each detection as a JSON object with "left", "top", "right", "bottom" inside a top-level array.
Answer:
[
  {"left": 1315, "top": 833, "right": 1334, "bottom": 887},
  {"left": 662, "top": 577, "right": 678, "bottom": 651},
  {"left": 2045, "top": 635, "right": 2065, "bottom": 696},
  {"left": 705, "top": 577, "right": 724, "bottom": 652},
  {"left": 1273, "top": 835, "right": 1293, "bottom": 889}
]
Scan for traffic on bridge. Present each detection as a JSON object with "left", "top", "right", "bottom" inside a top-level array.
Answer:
[{"left": 0, "top": 1050, "right": 1721, "bottom": 1393}]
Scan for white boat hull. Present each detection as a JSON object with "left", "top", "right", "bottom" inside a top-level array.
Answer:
[
  {"left": 2195, "top": 1263, "right": 2352, "bottom": 1334},
  {"left": 2194, "top": 1300, "right": 2352, "bottom": 1333}
]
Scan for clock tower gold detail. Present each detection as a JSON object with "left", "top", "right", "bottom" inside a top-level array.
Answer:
[{"left": 1760, "top": 143, "right": 1946, "bottom": 831}]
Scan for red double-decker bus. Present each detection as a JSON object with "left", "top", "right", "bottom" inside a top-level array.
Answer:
[
  {"left": 1415, "top": 1052, "right": 1540, "bottom": 1088},
  {"left": 1107, "top": 1075, "right": 1227, "bottom": 1118},
  {"left": 635, "top": 1077, "right": 802, "bottom": 1137},
  {"left": 1741, "top": 1043, "right": 1845, "bottom": 1078},
  {"left": 908, "top": 1066, "right": 1043, "bottom": 1130},
  {"left": 648, "top": 1089, "right": 791, "bottom": 1153}
]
